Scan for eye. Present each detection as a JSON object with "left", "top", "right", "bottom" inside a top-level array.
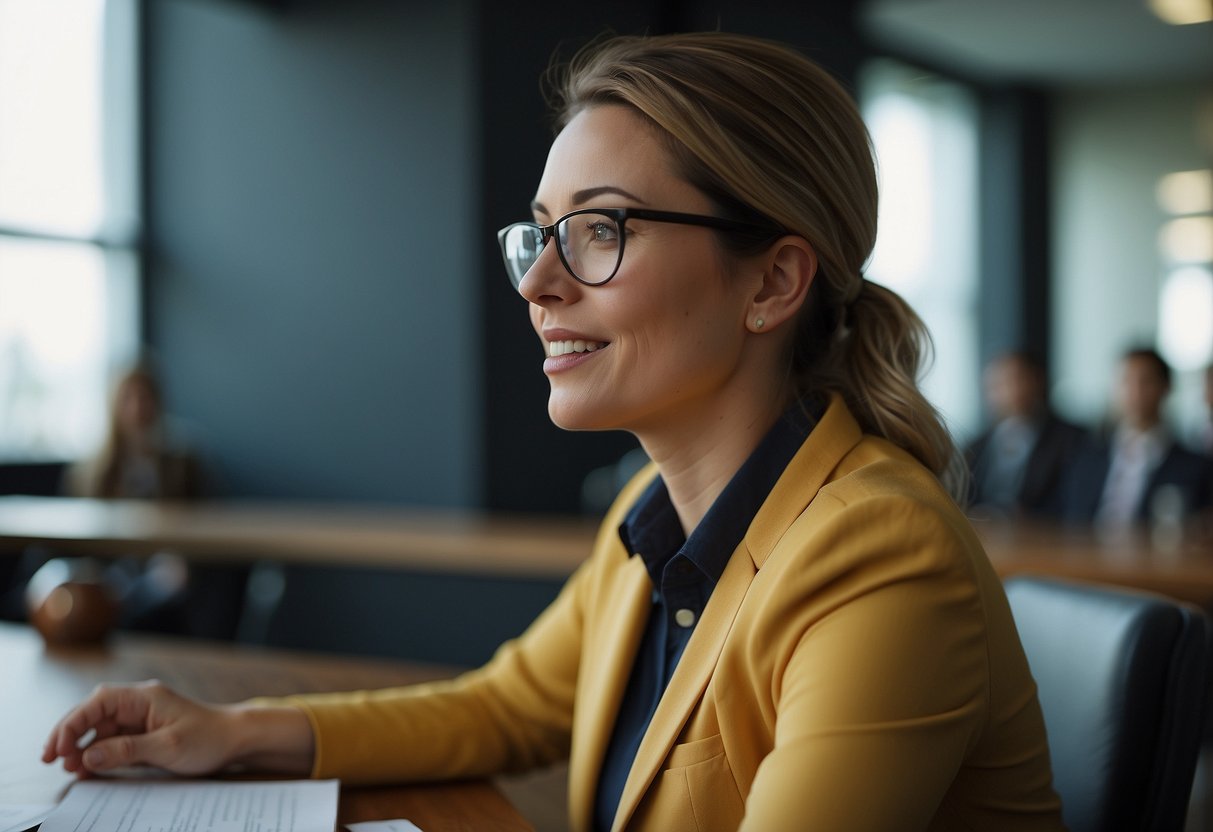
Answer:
[{"left": 586, "top": 219, "right": 620, "bottom": 243}]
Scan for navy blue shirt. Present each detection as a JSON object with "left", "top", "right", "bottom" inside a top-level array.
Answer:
[{"left": 592, "top": 400, "right": 821, "bottom": 832}]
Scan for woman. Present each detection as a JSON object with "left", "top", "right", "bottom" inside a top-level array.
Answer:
[
  {"left": 65, "top": 362, "right": 204, "bottom": 501},
  {"left": 20, "top": 364, "right": 211, "bottom": 634},
  {"left": 43, "top": 33, "right": 1064, "bottom": 830}
]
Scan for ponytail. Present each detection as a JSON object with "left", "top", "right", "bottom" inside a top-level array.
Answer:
[{"left": 835, "top": 280, "right": 966, "bottom": 500}]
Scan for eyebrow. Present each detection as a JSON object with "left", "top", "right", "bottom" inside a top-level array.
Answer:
[{"left": 531, "top": 185, "right": 649, "bottom": 217}]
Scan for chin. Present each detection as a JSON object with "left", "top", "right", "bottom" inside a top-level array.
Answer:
[
  {"left": 547, "top": 402, "right": 595, "bottom": 432},
  {"left": 547, "top": 394, "right": 616, "bottom": 433}
]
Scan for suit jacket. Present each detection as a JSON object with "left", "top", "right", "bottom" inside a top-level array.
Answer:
[
  {"left": 1062, "top": 432, "right": 1213, "bottom": 525},
  {"left": 284, "top": 396, "right": 1063, "bottom": 831},
  {"left": 966, "top": 411, "right": 1087, "bottom": 518}
]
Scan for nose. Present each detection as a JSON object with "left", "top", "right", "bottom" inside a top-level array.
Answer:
[{"left": 517, "top": 240, "right": 580, "bottom": 305}]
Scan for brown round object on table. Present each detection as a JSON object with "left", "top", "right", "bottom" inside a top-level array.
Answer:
[{"left": 25, "top": 559, "right": 119, "bottom": 646}]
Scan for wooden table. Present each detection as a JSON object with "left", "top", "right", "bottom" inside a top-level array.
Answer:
[
  {"left": 974, "top": 517, "right": 1213, "bottom": 608},
  {"left": 0, "top": 496, "right": 597, "bottom": 578},
  {"left": 2, "top": 496, "right": 1211, "bottom": 605},
  {"left": 0, "top": 621, "right": 538, "bottom": 830}
]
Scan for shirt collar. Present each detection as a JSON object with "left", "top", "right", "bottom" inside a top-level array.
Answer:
[
  {"left": 618, "top": 397, "right": 823, "bottom": 586},
  {"left": 1114, "top": 422, "right": 1170, "bottom": 463}
]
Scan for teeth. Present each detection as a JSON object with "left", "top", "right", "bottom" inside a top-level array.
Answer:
[{"left": 548, "top": 339, "right": 608, "bottom": 357}]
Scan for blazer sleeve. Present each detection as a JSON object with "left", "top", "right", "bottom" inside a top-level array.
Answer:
[
  {"left": 276, "top": 556, "right": 593, "bottom": 785},
  {"left": 738, "top": 492, "right": 1035, "bottom": 831}
]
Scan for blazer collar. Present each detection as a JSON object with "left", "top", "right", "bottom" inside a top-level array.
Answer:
[
  {"left": 745, "top": 393, "right": 863, "bottom": 569},
  {"left": 610, "top": 393, "right": 864, "bottom": 830}
]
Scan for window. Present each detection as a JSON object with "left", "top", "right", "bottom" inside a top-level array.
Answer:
[
  {"left": 860, "top": 59, "right": 981, "bottom": 440},
  {"left": 0, "top": 0, "right": 140, "bottom": 461},
  {"left": 1156, "top": 169, "right": 1213, "bottom": 373}
]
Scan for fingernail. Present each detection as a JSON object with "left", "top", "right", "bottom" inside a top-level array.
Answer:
[{"left": 83, "top": 748, "right": 104, "bottom": 767}]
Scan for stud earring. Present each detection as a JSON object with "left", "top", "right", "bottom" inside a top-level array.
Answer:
[{"left": 755, "top": 317, "right": 765, "bottom": 330}]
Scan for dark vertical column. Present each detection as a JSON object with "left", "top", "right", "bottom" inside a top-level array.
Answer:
[
  {"left": 475, "top": 4, "right": 665, "bottom": 513},
  {"left": 978, "top": 87, "right": 1053, "bottom": 379}
]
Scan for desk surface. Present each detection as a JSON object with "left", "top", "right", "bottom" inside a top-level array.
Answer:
[
  {"left": 2, "top": 495, "right": 1210, "bottom": 604},
  {"left": 974, "top": 518, "right": 1213, "bottom": 607},
  {"left": 0, "top": 496, "right": 597, "bottom": 578},
  {"left": 0, "top": 622, "right": 537, "bottom": 830}
]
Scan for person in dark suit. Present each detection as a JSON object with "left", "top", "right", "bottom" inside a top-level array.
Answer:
[
  {"left": 965, "top": 351, "right": 1087, "bottom": 519},
  {"left": 1063, "top": 347, "right": 1213, "bottom": 528}
]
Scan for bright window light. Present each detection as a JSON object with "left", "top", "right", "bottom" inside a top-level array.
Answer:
[
  {"left": 0, "top": 238, "right": 135, "bottom": 458},
  {"left": 1157, "top": 170, "right": 1213, "bottom": 215},
  {"left": 866, "top": 96, "right": 933, "bottom": 293},
  {"left": 1159, "top": 216, "right": 1213, "bottom": 263},
  {"left": 1147, "top": 0, "right": 1213, "bottom": 25},
  {"left": 0, "top": 0, "right": 139, "bottom": 462},
  {"left": 0, "top": 0, "right": 106, "bottom": 237},
  {"left": 862, "top": 60, "right": 980, "bottom": 440},
  {"left": 1158, "top": 266, "right": 1213, "bottom": 371}
]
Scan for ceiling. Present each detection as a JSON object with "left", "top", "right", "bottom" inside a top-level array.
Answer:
[{"left": 861, "top": 0, "right": 1213, "bottom": 86}]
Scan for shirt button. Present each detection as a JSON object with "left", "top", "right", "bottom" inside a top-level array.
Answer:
[{"left": 674, "top": 608, "right": 697, "bottom": 628}]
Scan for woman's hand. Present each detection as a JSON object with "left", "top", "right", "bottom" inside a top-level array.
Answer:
[{"left": 41, "top": 680, "right": 314, "bottom": 777}]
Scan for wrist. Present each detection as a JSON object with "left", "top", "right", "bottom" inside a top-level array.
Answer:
[{"left": 223, "top": 702, "right": 315, "bottom": 775}]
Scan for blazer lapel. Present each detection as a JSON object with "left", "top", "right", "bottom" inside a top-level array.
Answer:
[
  {"left": 609, "top": 394, "right": 864, "bottom": 830},
  {"left": 745, "top": 393, "right": 863, "bottom": 569},
  {"left": 611, "top": 540, "right": 758, "bottom": 831}
]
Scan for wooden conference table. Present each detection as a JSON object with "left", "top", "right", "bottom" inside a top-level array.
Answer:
[
  {"left": 0, "top": 496, "right": 596, "bottom": 579},
  {"left": 973, "top": 516, "right": 1213, "bottom": 608},
  {"left": 0, "top": 620, "right": 539, "bottom": 830},
  {"left": 1, "top": 495, "right": 1211, "bottom": 604}
]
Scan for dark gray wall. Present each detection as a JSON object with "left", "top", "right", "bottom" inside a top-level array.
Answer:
[{"left": 145, "top": 0, "right": 480, "bottom": 505}]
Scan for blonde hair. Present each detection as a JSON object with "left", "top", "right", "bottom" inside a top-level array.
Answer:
[{"left": 550, "top": 32, "right": 965, "bottom": 499}]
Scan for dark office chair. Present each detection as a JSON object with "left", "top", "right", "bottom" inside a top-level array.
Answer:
[{"left": 1005, "top": 576, "right": 1212, "bottom": 832}]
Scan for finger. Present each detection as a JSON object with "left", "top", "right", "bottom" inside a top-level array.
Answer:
[
  {"left": 46, "top": 693, "right": 112, "bottom": 760},
  {"left": 52, "top": 685, "right": 151, "bottom": 759},
  {"left": 81, "top": 732, "right": 157, "bottom": 772}
]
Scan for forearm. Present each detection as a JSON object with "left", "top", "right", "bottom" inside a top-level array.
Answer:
[{"left": 224, "top": 703, "right": 315, "bottom": 775}]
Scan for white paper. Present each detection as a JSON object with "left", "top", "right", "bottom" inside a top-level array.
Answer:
[
  {"left": 39, "top": 779, "right": 339, "bottom": 832},
  {"left": 346, "top": 822, "right": 424, "bottom": 832},
  {"left": 0, "top": 804, "right": 55, "bottom": 832}
]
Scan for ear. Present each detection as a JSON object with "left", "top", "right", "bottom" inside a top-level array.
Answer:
[{"left": 745, "top": 236, "right": 817, "bottom": 333}]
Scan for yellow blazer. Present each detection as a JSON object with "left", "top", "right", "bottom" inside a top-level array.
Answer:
[{"left": 287, "top": 395, "right": 1064, "bottom": 831}]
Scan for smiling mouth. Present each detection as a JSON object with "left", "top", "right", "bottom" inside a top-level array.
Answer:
[{"left": 547, "top": 339, "right": 609, "bottom": 357}]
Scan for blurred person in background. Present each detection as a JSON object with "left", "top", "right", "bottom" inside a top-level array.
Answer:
[
  {"left": 65, "top": 361, "right": 204, "bottom": 501},
  {"left": 61, "top": 361, "right": 206, "bottom": 633},
  {"left": 964, "top": 351, "right": 1086, "bottom": 520},
  {"left": 1063, "top": 347, "right": 1213, "bottom": 530},
  {"left": 6, "top": 361, "right": 247, "bottom": 638}
]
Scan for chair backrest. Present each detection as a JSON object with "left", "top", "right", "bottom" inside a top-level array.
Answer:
[{"left": 1005, "top": 576, "right": 1211, "bottom": 832}]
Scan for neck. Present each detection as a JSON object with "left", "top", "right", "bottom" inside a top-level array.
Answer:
[
  {"left": 1124, "top": 415, "right": 1161, "bottom": 434},
  {"left": 636, "top": 378, "right": 790, "bottom": 538}
]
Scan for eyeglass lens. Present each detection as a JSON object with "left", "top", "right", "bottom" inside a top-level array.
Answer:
[{"left": 501, "top": 212, "right": 623, "bottom": 289}]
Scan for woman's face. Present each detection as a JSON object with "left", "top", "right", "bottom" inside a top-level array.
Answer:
[
  {"left": 117, "top": 377, "right": 159, "bottom": 437},
  {"left": 520, "top": 105, "right": 758, "bottom": 436}
]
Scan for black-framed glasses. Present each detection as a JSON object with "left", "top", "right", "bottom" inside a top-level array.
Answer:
[{"left": 496, "top": 207, "right": 781, "bottom": 290}]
